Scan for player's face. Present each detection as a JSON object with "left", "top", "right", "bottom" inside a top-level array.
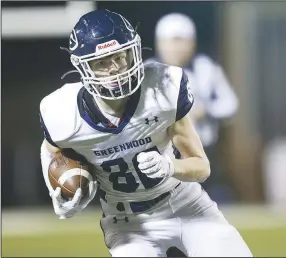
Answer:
[
  {"left": 89, "top": 50, "right": 131, "bottom": 87},
  {"left": 156, "top": 37, "right": 196, "bottom": 67}
]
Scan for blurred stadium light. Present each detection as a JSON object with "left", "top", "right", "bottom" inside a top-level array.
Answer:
[{"left": 2, "top": 1, "right": 96, "bottom": 38}]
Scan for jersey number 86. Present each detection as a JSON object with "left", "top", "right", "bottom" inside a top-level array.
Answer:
[{"left": 99, "top": 146, "right": 163, "bottom": 193}]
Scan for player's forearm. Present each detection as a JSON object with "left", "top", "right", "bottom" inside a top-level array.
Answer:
[
  {"left": 40, "top": 140, "right": 60, "bottom": 194},
  {"left": 171, "top": 157, "right": 210, "bottom": 182}
]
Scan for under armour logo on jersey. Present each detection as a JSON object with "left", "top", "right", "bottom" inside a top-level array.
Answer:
[
  {"left": 145, "top": 116, "right": 159, "bottom": 125},
  {"left": 113, "top": 216, "right": 129, "bottom": 224}
]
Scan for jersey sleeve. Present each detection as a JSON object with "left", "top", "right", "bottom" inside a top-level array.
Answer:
[
  {"left": 153, "top": 64, "right": 194, "bottom": 123},
  {"left": 39, "top": 111, "right": 59, "bottom": 147},
  {"left": 39, "top": 83, "right": 83, "bottom": 148},
  {"left": 175, "top": 69, "right": 194, "bottom": 121}
]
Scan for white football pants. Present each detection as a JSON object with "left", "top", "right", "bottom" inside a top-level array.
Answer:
[{"left": 100, "top": 182, "right": 252, "bottom": 257}]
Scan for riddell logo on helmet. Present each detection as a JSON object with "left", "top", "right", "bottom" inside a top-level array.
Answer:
[{"left": 96, "top": 40, "right": 119, "bottom": 51}]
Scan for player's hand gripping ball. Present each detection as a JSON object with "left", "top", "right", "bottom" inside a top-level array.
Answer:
[{"left": 48, "top": 152, "right": 97, "bottom": 219}]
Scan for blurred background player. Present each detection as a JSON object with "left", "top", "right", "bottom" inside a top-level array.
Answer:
[{"left": 145, "top": 13, "right": 239, "bottom": 203}]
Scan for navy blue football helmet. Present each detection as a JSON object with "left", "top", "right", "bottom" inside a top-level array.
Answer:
[{"left": 68, "top": 9, "right": 144, "bottom": 99}]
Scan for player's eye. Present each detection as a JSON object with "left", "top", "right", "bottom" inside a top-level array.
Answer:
[
  {"left": 96, "top": 60, "right": 108, "bottom": 66},
  {"left": 115, "top": 56, "right": 123, "bottom": 62},
  {"left": 93, "top": 59, "right": 111, "bottom": 69},
  {"left": 115, "top": 55, "right": 126, "bottom": 62}
]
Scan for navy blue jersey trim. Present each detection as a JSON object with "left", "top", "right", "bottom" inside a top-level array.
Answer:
[
  {"left": 39, "top": 112, "right": 59, "bottom": 148},
  {"left": 176, "top": 70, "right": 194, "bottom": 121},
  {"left": 77, "top": 87, "right": 141, "bottom": 134}
]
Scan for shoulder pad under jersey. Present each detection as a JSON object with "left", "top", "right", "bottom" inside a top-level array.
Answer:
[
  {"left": 143, "top": 62, "right": 194, "bottom": 121},
  {"left": 39, "top": 82, "right": 83, "bottom": 147}
]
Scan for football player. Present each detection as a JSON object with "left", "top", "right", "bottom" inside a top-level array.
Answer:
[{"left": 40, "top": 9, "right": 252, "bottom": 257}]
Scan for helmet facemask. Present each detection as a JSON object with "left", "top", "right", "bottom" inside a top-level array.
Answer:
[{"left": 71, "top": 35, "right": 144, "bottom": 100}]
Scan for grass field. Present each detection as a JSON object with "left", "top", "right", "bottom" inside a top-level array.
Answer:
[{"left": 2, "top": 205, "right": 286, "bottom": 257}]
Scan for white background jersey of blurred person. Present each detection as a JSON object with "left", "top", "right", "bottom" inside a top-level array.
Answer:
[
  {"left": 39, "top": 9, "right": 252, "bottom": 257},
  {"left": 145, "top": 13, "right": 239, "bottom": 203}
]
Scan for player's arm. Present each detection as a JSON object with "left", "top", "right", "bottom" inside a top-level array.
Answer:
[
  {"left": 40, "top": 114, "right": 97, "bottom": 220},
  {"left": 40, "top": 102, "right": 61, "bottom": 192},
  {"left": 137, "top": 67, "right": 209, "bottom": 182},
  {"left": 44, "top": 138, "right": 61, "bottom": 153},
  {"left": 137, "top": 116, "right": 210, "bottom": 183},
  {"left": 39, "top": 107, "right": 63, "bottom": 192},
  {"left": 168, "top": 67, "right": 210, "bottom": 182},
  {"left": 40, "top": 139, "right": 61, "bottom": 193},
  {"left": 167, "top": 114, "right": 210, "bottom": 182}
]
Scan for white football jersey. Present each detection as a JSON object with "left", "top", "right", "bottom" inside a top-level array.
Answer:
[{"left": 40, "top": 62, "right": 194, "bottom": 214}]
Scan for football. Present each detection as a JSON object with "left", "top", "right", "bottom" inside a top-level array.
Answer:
[{"left": 48, "top": 151, "right": 93, "bottom": 200}]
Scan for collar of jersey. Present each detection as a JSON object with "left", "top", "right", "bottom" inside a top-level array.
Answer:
[{"left": 77, "top": 87, "right": 141, "bottom": 134}]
